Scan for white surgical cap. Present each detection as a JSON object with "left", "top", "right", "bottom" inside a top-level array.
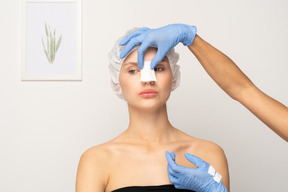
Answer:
[{"left": 108, "top": 27, "right": 181, "bottom": 100}]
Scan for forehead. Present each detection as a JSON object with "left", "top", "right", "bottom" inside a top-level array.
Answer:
[{"left": 123, "top": 47, "right": 168, "bottom": 63}]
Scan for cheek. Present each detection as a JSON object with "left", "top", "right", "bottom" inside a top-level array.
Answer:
[
  {"left": 156, "top": 71, "right": 173, "bottom": 92},
  {"left": 119, "top": 71, "right": 140, "bottom": 96}
]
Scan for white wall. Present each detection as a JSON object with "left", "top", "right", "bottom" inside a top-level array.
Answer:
[{"left": 1, "top": 0, "right": 287, "bottom": 191}]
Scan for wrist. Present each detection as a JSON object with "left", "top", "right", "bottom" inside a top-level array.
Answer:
[{"left": 180, "top": 24, "right": 197, "bottom": 46}]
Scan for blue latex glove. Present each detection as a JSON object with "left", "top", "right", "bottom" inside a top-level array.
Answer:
[
  {"left": 119, "top": 24, "right": 197, "bottom": 69},
  {"left": 165, "top": 151, "right": 228, "bottom": 192}
]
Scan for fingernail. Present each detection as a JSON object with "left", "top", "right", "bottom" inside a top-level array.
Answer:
[
  {"left": 119, "top": 39, "right": 125, "bottom": 45},
  {"left": 165, "top": 151, "right": 170, "bottom": 157},
  {"left": 119, "top": 52, "right": 124, "bottom": 59}
]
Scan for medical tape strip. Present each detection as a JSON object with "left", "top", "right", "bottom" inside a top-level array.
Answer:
[
  {"left": 208, "top": 165, "right": 222, "bottom": 183},
  {"left": 213, "top": 172, "right": 222, "bottom": 183},
  {"left": 141, "top": 61, "right": 157, "bottom": 82},
  {"left": 208, "top": 165, "right": 216, "bottom": 176}
]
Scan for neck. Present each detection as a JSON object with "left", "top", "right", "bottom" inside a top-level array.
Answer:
[{"left": 125, "top": 103, "right": 174, "bottom": 144}]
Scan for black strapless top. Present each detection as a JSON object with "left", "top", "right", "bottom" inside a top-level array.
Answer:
[{"left": 111, "top": 184, "right": 195, "bottom": 192}]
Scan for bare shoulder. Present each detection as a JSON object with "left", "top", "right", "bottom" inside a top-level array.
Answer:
[
  {"left": 175, "top": 130, "right": 230, "bottom": 191},
  {"left": 191, "top": 137, "right": 230, "bottom": 191},
  {"left": 80, "top": 142, "right": 114, "bottom": 161},
  {"left": 78, "top": 140, "right": 118, "bottom": 173},
  {"left": 193, "top": 137, "right": 225, "bottom": 159},
  {"left": 174, "top": 129, "right": 226, "bottom": 160},
  {"left": 76, "top": 142, "right": 114, "bottom": 192}
]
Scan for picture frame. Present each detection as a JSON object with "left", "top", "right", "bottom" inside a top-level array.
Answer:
[{"left": 21, "top": 0, "right": 82, "bottom": 80}]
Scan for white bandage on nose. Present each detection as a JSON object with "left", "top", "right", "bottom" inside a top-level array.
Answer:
[{"left": 141, "top": 61, "right": 157, "bottom": 82}]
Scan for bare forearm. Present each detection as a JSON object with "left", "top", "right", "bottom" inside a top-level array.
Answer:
[
  {"left": 240, "top": 85, "right": 288, "bottom": 141},
  {"left": 188, "top": 35, "right": 254, "bottom": 100},
  {"left": 188, "top": 35, "right": 288, "bottom": 142}
]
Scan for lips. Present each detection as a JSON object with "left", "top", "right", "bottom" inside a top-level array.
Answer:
[{"left": 139, "top": 89, "right": 158, "bottom": 98}]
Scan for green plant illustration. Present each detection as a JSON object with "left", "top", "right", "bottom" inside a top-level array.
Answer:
[{"left": 41, "top": 22, "right": 62, "bottom": 64}]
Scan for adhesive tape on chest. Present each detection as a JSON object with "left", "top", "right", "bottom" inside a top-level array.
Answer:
[
  {"left": 140, "top": 61, "right": 157, "bottom": 82},
  {"left": 208, "top": 165, "right": 216, "bottom": 176},
  {"left": 208, "top": 165, "right": 222, "bottom": 183}
]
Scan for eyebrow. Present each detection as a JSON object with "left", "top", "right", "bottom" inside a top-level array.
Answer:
[
  {"left": 123, "top": 62, "right": 138, "bottom": 66},
  {"left": 123, "top": 60, "right": 169, "bottom": 66}
]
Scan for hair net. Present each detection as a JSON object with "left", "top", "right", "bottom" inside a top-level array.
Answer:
[{"left": 108, "top": 27, "right": 181, "bottom": 100}]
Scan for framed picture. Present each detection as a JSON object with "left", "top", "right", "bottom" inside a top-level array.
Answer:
[{"left": 21, "top": 0, "right": 82, "bottom": 80}]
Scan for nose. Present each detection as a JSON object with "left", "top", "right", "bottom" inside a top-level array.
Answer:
[{"left": 141, "top": 80, "right": 155, "bottom": 86}]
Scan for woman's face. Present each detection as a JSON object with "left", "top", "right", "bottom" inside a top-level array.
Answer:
[{"left": 119, "top": 47, "right": 172, "bottom": 110}]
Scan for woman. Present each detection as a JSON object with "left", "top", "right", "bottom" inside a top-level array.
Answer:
[{"left": 75, "top": 27, "right": 229, "bottom": 192}]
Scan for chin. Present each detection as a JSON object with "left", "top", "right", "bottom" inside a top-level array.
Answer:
[{"left": 129, "top": 96, "right": 168, "bottom": 111}]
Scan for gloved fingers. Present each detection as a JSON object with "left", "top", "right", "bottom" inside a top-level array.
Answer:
[
  {"left": 170, "top": 151, "right": 176, "bottom": 161},
  {"left": 184, "top": 153, "right": 209, "bottom": 169},
  {"left": 167, "top": 152, "right": 180, "bottom": 175},
  {"left": 120, "top": 27, "right": 150, "bottom": 46},
  {"left": 119, "top": 35, "right": 145, "bottom": 59},
  {"left": 165, "top": 151, "right": 174, "bottom": 164},
  {"left": 167, "top": 164, "right": 184, "bottom": 179},
  {"left": 167, "top": 163, "right": 181, "bottom": 185},
  {"left": 167, "top": 171, "right": 180, "bottom": 184},
  {"left": 150, "top": 47, "right": 169, "bottom": 69},
  {"left": 165, "top": 151, "right": 182, "bottom": 173},
  {"left": 167, "top": 162, "right": 180, "bottom": 176},
  {"left": 137, "top": 39, "right": 152, "bottom": 69}
]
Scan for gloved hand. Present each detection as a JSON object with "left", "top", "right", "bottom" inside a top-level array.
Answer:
[
  {"left": 119, "top": 24, "right": 197, "bottom": 69},
  {"left": 165, "top": 151, "right": 228, "bottom": 192}
]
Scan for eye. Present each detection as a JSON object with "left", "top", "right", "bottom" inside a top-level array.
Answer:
[
  {"left": 154, "top": 67, "right": 164, "bottom": 72},
  {"left": 128, "top": 69, "right": 138, "bottom": 74}
]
